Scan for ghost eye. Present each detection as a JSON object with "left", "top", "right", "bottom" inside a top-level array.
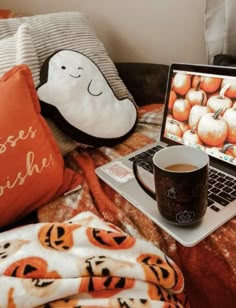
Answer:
[{"left": 61, "top": 66, "right": 66, "bottom": 70}]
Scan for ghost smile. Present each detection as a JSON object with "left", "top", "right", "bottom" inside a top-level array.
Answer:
[{"left": 69, "top": 74, "right": 81, "bottom": 78}]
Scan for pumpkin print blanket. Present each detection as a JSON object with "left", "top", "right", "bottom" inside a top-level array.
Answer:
[{"left": 0, "top": 211, "right": 187, "bottom": 308}]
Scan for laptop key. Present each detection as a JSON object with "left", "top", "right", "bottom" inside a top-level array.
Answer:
[
  {"left": 208, "top": 193, "right": 229, "bottom": 206},
  {"left": 210, "top": 205, "right": 220, "bottom": 212},
  {"left": 219, "top": 191, "right": 235, "bottom": 202},
  {"left": 209, "top": 178, "right": 217, "bottom": 185},
  {"left": 210, "top": 187, "right": 221, "bottom": 194},
  {"left": 208, "top": 198, "right": 215, "bottom": 207},
  {"left": 231, "top": 191, "right": 236, "bottom": 198}
]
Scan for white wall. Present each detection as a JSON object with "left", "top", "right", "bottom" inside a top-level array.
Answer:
[{"left": 0, "top": 0, "right": 207, "bottom": 65}]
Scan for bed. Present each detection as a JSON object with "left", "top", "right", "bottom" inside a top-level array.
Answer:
[{"left": 0, "top": 9, "right": 235, "bottom": 308}]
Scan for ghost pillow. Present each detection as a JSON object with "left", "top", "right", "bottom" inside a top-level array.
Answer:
[{"left": 37, "top": 49, "right": 138, "bottom": 147}]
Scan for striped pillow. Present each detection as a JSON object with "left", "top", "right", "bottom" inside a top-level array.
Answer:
[
  {"left": 0, "top": 12, "right": 132, "bottom": 101},
  {"left": 0, "top": 23, "right": 40, "bottom": 85}
]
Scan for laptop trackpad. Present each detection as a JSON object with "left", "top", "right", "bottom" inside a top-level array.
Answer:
[{"left": 120, "top": 173, "right": 157, "bottom": 210}]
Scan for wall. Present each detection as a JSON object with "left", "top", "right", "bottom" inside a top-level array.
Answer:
[{"left": 0, "top": 0, "right": 207, "bottom": 65}]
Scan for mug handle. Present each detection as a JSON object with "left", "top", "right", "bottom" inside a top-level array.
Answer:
[{"left": 132, "top": 159, "right": 156, "bottom": 200}]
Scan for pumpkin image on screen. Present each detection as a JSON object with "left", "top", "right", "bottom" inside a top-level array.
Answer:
[
  {"left": 186, "top": 79, "right": 207, "bottom": 106},
  {"left": 168, "top": 89, "right": 177, "bottom": 111},
  {"left": 183, "top": 128, "right": 203, "bottom": 146},
  {"left": 86, "top": 228, "right": 135, "bottom": 250},
  {"left": 221, "top": 78, "right": 236, "bottom": 98},
  {"left": 38, "top": 222, "right": 80, "bottom": 251},
  {"left": 188, "top": 104, "right": 210, "bottom": 129},
  {"left": 221, "top": 143, "right": 236, "bottom": 158},
  {"left": 207, "top": 85, "right": 233, "bottom": 115},
  {"left": 197, "top": 108, "right": 228, "bottom": 147},
  {"left": 223, "top": 106, "right": 236, "bottom": 143},
  {"left": 172, "top": 98, "right": 191, "bottom": 122},
  {"left": 165, "top": 118, "right": 183, "bottom": 137},
  {"left": 172, "top": 72, "right": 191, "bottom": 96},
  {"left": 192, "top": 75, "right": 222, "bottom": 93}
]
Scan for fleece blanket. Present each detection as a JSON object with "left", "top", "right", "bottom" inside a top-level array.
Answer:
[
  {"left": 0, "top": 211, "right": 188, "bottom": 307},
  {"left": 36, "top": 105, "right": 236, "bottom": 308}
]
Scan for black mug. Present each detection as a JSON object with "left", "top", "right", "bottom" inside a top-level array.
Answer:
[{"left": 133, "top": 145, "right": 209, "bottom": 225}]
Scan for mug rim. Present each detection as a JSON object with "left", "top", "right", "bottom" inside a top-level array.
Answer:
[{"left": 153, "top": 145, "right": 209, "bottom": 172}]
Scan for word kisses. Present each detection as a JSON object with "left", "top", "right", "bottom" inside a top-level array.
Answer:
[
  {"left": 0, "top": 126, "right": 36, "bottom": 154},
  {"left": 0, "top": 125, "right": 55, "bottom": 197}
]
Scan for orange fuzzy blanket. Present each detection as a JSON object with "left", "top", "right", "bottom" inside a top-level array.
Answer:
[{"left": 36, "top": 104, "right": 236, "bottom": 308}]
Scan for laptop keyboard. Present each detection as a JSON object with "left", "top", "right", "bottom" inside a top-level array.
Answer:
[{"left": 129, "top": 145, "right": 236, "bottom": 213}]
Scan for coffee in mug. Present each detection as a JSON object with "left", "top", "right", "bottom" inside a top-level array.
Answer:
[
  {"left": 133, "top": 145, "right": 209, "bottom": 226},
  {"left": 165, "top": 164, "right": 197, "bottom": 172}
]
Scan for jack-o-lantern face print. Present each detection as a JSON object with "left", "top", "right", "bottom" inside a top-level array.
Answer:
[
  {"left": 79, "top": 275, "right": 135, "bottom": 298},
  {"left": 38, "top": 222, "right": 80, "bottom": 251},
  {"left": 4, "top": 256, "right": 60, "bottom": 279},
  {"left": 86, "top": 228, "right": 135, "bottom": 250},
  {"left": 4, "top": 256, "right": 61, "bottom": 298},
  {"left": 0, "top": 240, "right": 29, "bottom": 261},
  {"left": 137, "top": 254, "right": 184, "bottom": 296}
]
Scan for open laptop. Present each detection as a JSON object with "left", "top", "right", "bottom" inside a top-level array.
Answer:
[{"left": 96, "top": 63, "right": 236, "bottom": 247}]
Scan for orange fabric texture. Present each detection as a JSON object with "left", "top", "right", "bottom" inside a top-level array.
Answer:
[{"left": 0, "top": 65, "right": 82, "bottom": 227}]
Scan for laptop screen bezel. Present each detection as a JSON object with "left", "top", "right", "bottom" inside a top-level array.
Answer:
[{"left": 160, "top": 62, "right": 236, "bottom": 175}]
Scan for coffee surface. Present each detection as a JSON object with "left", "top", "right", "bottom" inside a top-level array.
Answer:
[{"left": 165, "top": 163, "right": 197, "bottom": 172}]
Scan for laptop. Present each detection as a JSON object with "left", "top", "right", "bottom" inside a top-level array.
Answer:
[{"left": 96, "top": 63, "right": 236, "bottom": 247}]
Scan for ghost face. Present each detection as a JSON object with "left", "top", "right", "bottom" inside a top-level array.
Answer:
[
  {"left": 37, "top": 50, "right": 137, "bottom": 142},
  {"left": 0, "top": 240, "right": 29, "bottom": 261},
  {"left": 42, "top": 50, "right": 111, "bottom": 101}
]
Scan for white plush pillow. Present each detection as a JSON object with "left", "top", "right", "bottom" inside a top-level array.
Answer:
[{"left": 0, "top": 23, "right": 40, "bottom": 85}]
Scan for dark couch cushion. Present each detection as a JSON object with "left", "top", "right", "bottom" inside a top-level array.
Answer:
[
  {"left": 115, "top": 62, "right": 169, "bottom": 105},
  {"left": 213, "top": 54, "right": 236, "bottom": 67}
]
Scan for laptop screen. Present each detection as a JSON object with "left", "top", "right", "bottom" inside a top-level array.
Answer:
[{"left": 161, "top": 63, "right": 236, "bottom": 167}]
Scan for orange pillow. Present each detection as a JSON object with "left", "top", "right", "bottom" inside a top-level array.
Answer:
[{"left": 0, "top": 65, "right": 81, "bottom": 227}]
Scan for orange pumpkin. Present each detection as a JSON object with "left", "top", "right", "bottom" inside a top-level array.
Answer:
[
  {"left": 221, "top": 143, "right": 236, "bottom": 158},
  {"left": 221, "top": 78, "right": 236, "bottom": 98},
  {"left": 193, "top": 75, "right": 222, "bottom": 93},
  {"left": 172, "top": 73, "right": 191, "bottom": 96},
  {"left": 223, "top": 106, "right": 236, "bottom": 143},
  {"left": 197, "top": 109, "right": 228, "bottom": 146},
  {"left": 137, "top": 253, "right": 184, "bottom": 293},
  {"left": 86, "top": 228, "right": 135, "bottom": 249},
  {"left": 188, "top": 104, "right": 210, "bottom": 129},
  {"left": 207, "top": 85, "right": 233, "bottom": 115},
  {"left": 38, "top": 222, "right": 80, "bottom": 251},
  {"left": 165, "top": 118, "right": 183, "bottom": 137},
  {"left": 186, "top": 78, "right": 207, "bottom": 106},
  {"left": 168, "top": 89, "right": 177, "bottom": 111},
  {"left": 183, "top": 128, "right": 203, "bottom": 145},
  {"left": 172, "top": 98, "right": 191, "bottom": 122},
  {"left": 4, "top": 256, "right": 59, "bottom": 278}
]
